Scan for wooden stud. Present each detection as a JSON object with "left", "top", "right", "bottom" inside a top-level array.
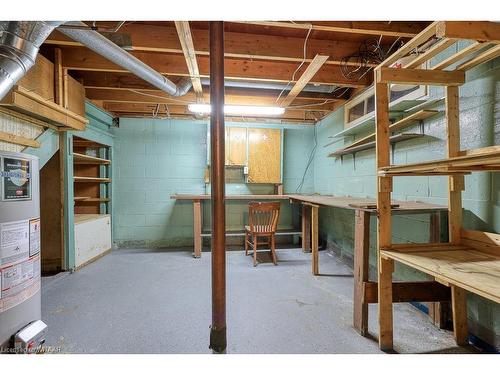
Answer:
[
  {"left": 353, "top": 210, "right": 370, "bottom": 336},
  {"left": 193, "top": 199, "right": 202, "bottom": 258},
  {"left": 451, "top": 285, "right": 469, "bottom": 346},
  {"left": 175, "top": 21, "right": 204, "bottom": 102},
  {"left": 302, "top": 204, "right": 311, "bottom": 253},
  {"left": 54, "top": 48, "right": 64, "bottom": 106},
  {"left": 311, "top": 204, "right": 319, "bottom": 275},
  {"left": 280, "top": 54, "right": 329, "bottom": 107},
  {"left": 376, "top": 67, "right": 465, "bottom": 86},
  {"left": 403, "top": 38, "right": 457, "bottom": 69},
  {"left": 375, "top": 81, "right": 394, "bottom": 351}
]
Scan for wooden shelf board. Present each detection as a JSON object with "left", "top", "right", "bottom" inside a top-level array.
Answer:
[
  {"left": 379, "top": 148, "right": 500, "bottom": 176},
  {"left": 381, "top": 245, "right": 500, "bottom": 304},
  {"left": 329, "top": 133, "right": 424, "bottom": 157},
  {"left": 74, "top": 196, "right": 91, "bottom": 201},
  {"left": 74, "top": 176, "right": 111, "bottom": 183},
  {"left": 74, "top": 213, "right": 110, "bottom": 225},
  {"left": 74, "top": 197, "right": 110, "bottom": 203},
  {"left": 73, "top": 152, "right": 111, "bottom": 165}
]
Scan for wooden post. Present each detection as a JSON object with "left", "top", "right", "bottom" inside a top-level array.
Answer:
[
  {"left": 375, "top": 81, "right": 394, "bottom": 351},
  {"left": 446, "top": 85, "right": 468, "bottom": 344},
  {"left": 193, "top": 200, "right": 202, "bottom": 258},
  {"left": 209, "top": 21, "right": 227, "bottom": 354},
  {"left": 353, "top": 210, "right": 370, "bottom": 336},
  {"left": 301, "top": 204, "right": 311, "bottom": 252},
  {"left": 311, "top": 204, "right": 319, "bottom": 275},
  {"left": 54, "top": 48, "right": 64, "bottom": 106}
]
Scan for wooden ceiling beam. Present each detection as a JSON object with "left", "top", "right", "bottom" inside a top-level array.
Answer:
[
  {"left": 436, "top": 21, "right": 500, "bottom": 43},
  {"left": 230, "top": 21, "right": 425, "bottom": 38},
  {"left": 174, "top": 21, "right": 204, "bottom": 101},
  {"left": 280, "top": 54, "right": 329, "bottom": 107},
  {"left": 45, "top": 24, "right": 375, "bottom": 67},
  {"left": 84, "top": 88, "right": 339, "bottom": 110},
  {"left": 60, "top": 47, "right": 369, "bottom": 87}
]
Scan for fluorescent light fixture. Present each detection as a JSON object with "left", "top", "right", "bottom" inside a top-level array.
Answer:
[{"left": 188, "top": 104, "right": 285, "bottom": 116}]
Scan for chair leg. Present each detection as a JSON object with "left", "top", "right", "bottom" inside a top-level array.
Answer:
[
  {"left": 253, "top": 235, "right": 258, "bottom": 267},
  {"left": 245, "top": 232, "right": 249, "bottom": 256},
  {"left": 270, "top": 234, "right": 277, "bottom": 265}
]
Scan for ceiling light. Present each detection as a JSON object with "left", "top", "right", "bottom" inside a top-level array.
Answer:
[{"left": 188, "top": 104, "right": 285, "bottom": 116}]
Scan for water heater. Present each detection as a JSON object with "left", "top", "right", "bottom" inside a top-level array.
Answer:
[{"left": 0, "top": 150, "right": 46, "bottom": 352}]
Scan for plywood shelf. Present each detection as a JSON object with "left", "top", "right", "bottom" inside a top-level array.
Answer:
[
  {"left": 74, "top": 197, "right": 110, "bottom": 203},
  {"left": 329, "top": 133, "right": 424, "bottom": 157},
  {"left": 378, "top": 146, "right": 500, "bottom": 176},
  {"left": 73, "top": 152, "right": 111, "bottom": 165},
  {"left": 380, "top": 244, "right": 500, "bottom": 304},
  {"left": 74, "top": 176, "right": 111, "bottom": 183}
]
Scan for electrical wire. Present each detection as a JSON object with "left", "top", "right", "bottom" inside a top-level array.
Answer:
[
  {"left": 296, "top": 123, "right": 317, "bottom": 193},
  {"left": 275, "top": 24, "right": 314, "bottom": 103}
]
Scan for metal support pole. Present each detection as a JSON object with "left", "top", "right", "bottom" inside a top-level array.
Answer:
[{"left": 208, "top": 21, "right": 227, "bottom": 354}]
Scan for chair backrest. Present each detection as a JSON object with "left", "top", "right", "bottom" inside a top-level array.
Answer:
[{"left": 248, "top": 201, "right": 281, "bottom": 234}]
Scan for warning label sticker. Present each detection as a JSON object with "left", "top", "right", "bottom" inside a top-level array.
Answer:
[
  {"left": 0, "top": 219, "right": 29, "bottom": 267},
  {"left": 29, "top": 218, "right": 40, "bottom": 257},
  {"left": 0, "top": 255, "right": 40, "bottom": 313}
]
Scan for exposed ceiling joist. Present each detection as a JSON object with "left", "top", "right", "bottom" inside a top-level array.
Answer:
[
  {"left": 280, "top": 54, "right": 329, "bottom": 107},
  {"left": 45, "top": 25, "right": 376, "bottom": 67},
  {"left": 174, "top": 21, "right": 204, "bottom": 101},
  {"left": 60, "top": 47, "right": 369, "bottom": 87},
  {"left": 231, "top": 21, "right": 423, "bottom": 38}
]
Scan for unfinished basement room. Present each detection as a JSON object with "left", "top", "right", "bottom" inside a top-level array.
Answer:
[{"left": 1, "top": 1, "right": 500, "bottom": 372}]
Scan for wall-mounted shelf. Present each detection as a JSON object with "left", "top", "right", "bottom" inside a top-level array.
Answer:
[
  {"left": 74, "top": 176, "right": 111, "bottom": 183},
  {"left": 329, "top": 133, "right": 424, "bottom": 157},
  {"left": 74, "top": 197, "right": 110, "bottom": 202},
  {"left": 73, "top": 152, "right": 111, "bottom": 165}
]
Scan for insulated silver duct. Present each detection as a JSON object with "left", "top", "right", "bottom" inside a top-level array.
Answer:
[
  {"left": 58, "top": 22, "right": 192, "bottom": 96},
  {"left": 0, "top": 21, "right": 62, "bottom": 100}
]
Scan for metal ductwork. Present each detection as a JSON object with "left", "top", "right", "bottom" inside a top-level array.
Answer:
[
  {"left": 0, "top": 21, "right": 192, "bottom": 101},
  {"left": 58, "top": 22, "right": 192, "bottom": 96},
  {"left": 0, "top": 21, "right": 62, "bottom": 100}
]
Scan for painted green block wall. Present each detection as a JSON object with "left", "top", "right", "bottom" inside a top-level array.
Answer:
[
  {"left": 313, "top": 45, "right": 500, "bottom": 348},
  {"left": 113, "top": 118, "right": 314, "bottom": 248}
]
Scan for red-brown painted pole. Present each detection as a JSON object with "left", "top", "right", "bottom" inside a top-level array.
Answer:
[{"left": 209, "top": 21, "right": 227, "bottom": 354}]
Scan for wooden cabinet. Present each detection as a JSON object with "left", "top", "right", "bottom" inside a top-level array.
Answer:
[
  {"left": 225, "top": 127, "right": 247, "bottom": 166},
  {"left": 247, "top": 128, "right": 281, "bottom": 184}
]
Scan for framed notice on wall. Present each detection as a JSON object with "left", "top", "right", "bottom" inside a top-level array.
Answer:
[{"left": 1, "top": 157, "right": 31, "bottom": 201}]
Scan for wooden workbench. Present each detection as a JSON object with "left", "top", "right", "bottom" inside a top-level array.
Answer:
[
  {"left": 287, "top": 194, "right": 448, "bottom": 336},
  {"left": 171, "top": 194, "right": 291, "bottom": 258}
]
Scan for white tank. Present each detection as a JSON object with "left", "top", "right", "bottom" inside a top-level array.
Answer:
[{"left": 0, "top": 150, "right": 41, "bottom": 349}]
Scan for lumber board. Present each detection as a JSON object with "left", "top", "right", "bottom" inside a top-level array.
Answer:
[
  {"left": 456, "top": 44, "right": 500, "bottom": 71},
  {"left": 432, "top": 42, "right": 491, "bottom": 70},
  {"left": 171, "top": 194, "right": 290, "bottom": 200},
  {"left": 329, "top": 133, "right": 423, "bottom": 157},
  {"left": 363, "top": 281, "right": 451, "bottom": 303},
  {"left": 435, "top": 21, "right": 500, "bottom": 43},
  {"left": 380, "top": 247, "right": 500, "bottom": 304},
  {"left": 74, "top": 176, "right": 111, "bottom": 183},
  {"left": 376, "top": 67, "right": 465, "bottom": 86},
  {"left": 403, "top": 39, "right": 457, "bottom": 69},
  {"left": 73, "top": 152, "right": 111, "bottom": 165},
  {"left": 280, "top": 54, "right": 329, "bottom": 107},
  {"left": 0, "top": 130, "right": 40, "bottom": 148}
]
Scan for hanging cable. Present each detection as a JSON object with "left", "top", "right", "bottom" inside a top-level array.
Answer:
[{"left": 296, "top": 123, "right": 317, "bottom": 193}]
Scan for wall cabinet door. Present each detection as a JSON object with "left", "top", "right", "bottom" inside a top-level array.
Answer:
[
  {"left": 247, "top": 128, "right": 281, "bottom": 183},
  {"left": 225, "top": 127, "right": 247, "bottom": 166}
]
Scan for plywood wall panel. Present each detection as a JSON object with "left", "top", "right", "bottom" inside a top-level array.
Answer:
[
  {"left": 225, "top": 126, "right": 247, "bottom": 166},
  {"left": 248, "top": 128, "right": 281, "bottom": 183}
]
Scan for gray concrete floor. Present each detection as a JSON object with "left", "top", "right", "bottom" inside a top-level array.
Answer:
[{"left": 41, "top": 248, "right": 473, "bottom": 354}]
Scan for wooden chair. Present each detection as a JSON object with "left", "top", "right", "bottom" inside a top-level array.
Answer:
[{"left": 245, "top": 201, "right": 281, "bottom": 267}]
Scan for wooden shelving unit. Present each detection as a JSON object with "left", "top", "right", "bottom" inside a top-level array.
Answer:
[
  {"left": 374, "top": 21, "right": 500, "bottom": 352},
  {"left": 329, "top": 133, "right": 424, "bottom": 157}
]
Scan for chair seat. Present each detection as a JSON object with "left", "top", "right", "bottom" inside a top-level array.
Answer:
[{"left": 245, "top": 225, "right": 274, "bottom": 235}]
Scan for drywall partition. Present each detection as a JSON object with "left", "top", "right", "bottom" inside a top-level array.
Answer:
[
  {"left": 313, "top": 42, "right": 499, "bottom": 349},
  {"left": 113, "top": 118, "right": 315, "bottom": 248}
]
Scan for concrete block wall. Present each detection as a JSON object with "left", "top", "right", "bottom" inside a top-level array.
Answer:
[
  {"left": 312, "top": 46, "right": 500, "bottom": 348},
  {"left": 113, "top": 118, "right": 315, "bottom": 248}
]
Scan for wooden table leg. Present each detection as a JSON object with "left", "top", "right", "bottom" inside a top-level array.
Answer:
[
  {"left": 311, "top": 204, "right": 319, "bottom": 275},
  {"left": 193, "top": 199, "right": 202, "bottom": 258},
  {"left": 353, "top": 210, "right": 370, "bottom": 336},
  {"left": 302, "top": 204, "right": 311, "bottom": 253},
  {"left": 451, "top": 285, "right": 469, "bottom": 345}
]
